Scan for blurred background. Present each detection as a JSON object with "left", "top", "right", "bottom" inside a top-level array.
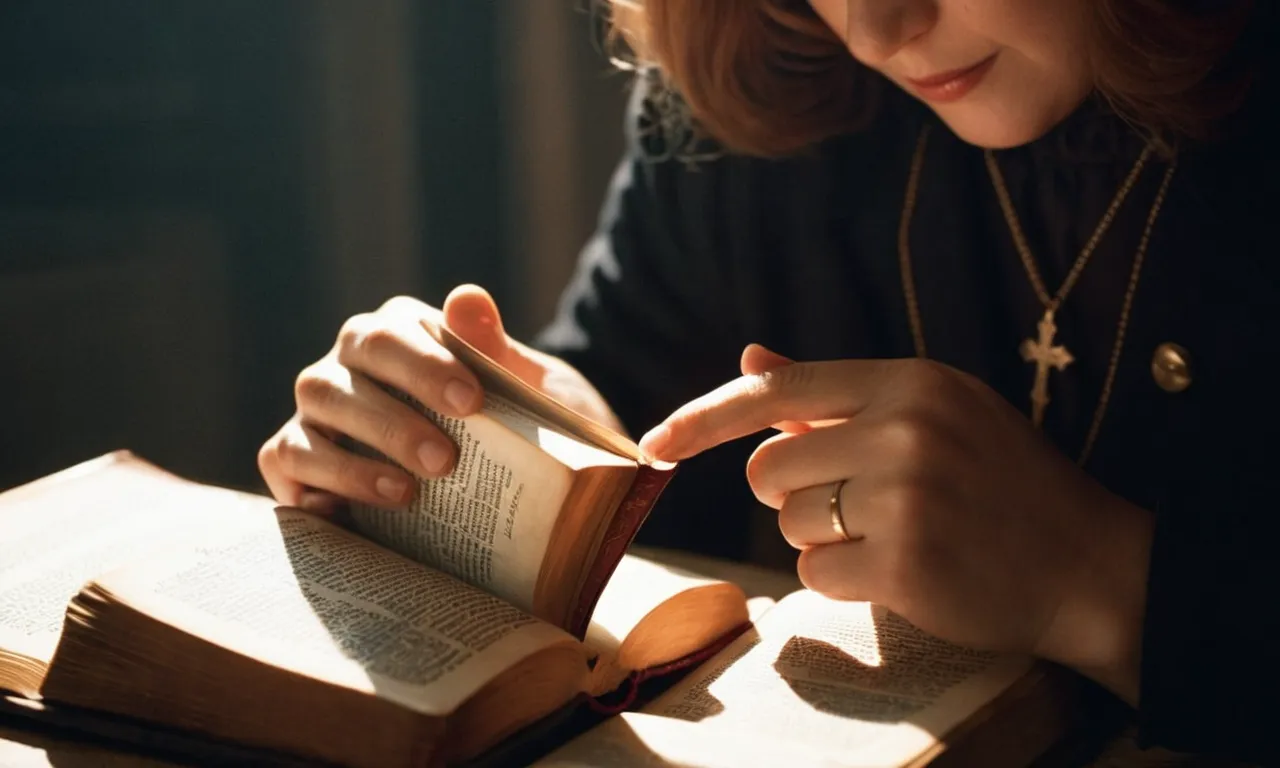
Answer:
[{"left": 0, "top": 0, "right": 634, "bottom": 494}]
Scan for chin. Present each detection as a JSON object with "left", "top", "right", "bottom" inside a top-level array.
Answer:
[
  {"left": 933, "top": 105, "right": 1067, "bottom": 149},
  {"left": 929, "top": 82, "right": 1093, "bottom": 149}
]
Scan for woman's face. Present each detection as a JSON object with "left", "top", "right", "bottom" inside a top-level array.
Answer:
[{"left": 808, "top": 0, "right": 1095, "bottom": 148}]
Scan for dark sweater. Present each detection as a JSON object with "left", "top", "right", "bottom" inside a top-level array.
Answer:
[{"left": 535, "top": 29, "right": 1280, "bottom": 763}]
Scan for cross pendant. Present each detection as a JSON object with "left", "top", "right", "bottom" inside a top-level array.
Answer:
[{"left": 1019, "top": 309, "right": 1074, "bottom": 428}]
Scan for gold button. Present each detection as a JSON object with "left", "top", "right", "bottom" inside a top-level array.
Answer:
[{"left": 1151, "top": 343, "right": 1192, "bottom": 393}]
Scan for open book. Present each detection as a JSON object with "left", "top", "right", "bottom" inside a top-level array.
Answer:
[
  {"left": 0, "top": 453, "right": 749, "bottom": 767},
  {"left": 538, "top": 591, "right": 1080, "bottom": 768},
  {"left": 346, "top": 324, "right": 677, "bottom": 637},
  {"left": 0, "top": 454, "right": 1084, "bottom": 767}
]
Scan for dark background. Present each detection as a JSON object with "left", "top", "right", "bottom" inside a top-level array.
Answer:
[{"left": 0, "top": 0, "right": 632, "bottom": 494}]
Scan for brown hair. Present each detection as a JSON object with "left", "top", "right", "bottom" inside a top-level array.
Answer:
[{"left": 608, "top": 0, "right": 1256, "bottom": 157}]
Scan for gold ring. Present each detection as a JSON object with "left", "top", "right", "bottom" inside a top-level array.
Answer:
[{"left": 830, "top": 479, "right": 853, "bottom": 542}]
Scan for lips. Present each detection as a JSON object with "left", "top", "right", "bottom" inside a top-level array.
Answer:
[{"left": 903, "top": 54, "right": 997, "bottom": 104}]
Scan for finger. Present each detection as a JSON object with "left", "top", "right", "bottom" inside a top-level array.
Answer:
[
  {"left": 441, "top": 285, "right": 545, "bottom": 385},
  {"left": 296, "top": 364, "right": 458, "bottom": 478},
  {"left": 740, "top": 344, "right": 810, "bottom": 434},
  {"left": 259, "top": 431, "right": 307, "bottom": 507},
  {"left": 739, "top": 343, "right": 794, "bottom": 375},
  {"left": 298, "top": 490, "right": 344, "bottom": 515},
  {"left": 275, "top": 421, "right": 417, "bottom": 510},
  {"left": 797, "top": 540, "right": 879, "bottom": 602},
  {"left": 747, "top": 421, "right": 868, "bottom": 508},
  {"left": 778, "top": 480, "right": 868, "bottom": 548},
  {"left": 640, "top": 360, "right": 892, "bottom": 462},
  {"left": 442, "top": 284, "right": 508, "bottom": 356},
  {"left": 339, "top": 306, "right": 484, "bottom": 419}
]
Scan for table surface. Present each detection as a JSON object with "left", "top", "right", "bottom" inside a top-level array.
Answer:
[{"left": 0, "top": 724, "right": 185, "bottom": 768}]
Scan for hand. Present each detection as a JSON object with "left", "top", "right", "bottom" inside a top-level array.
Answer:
[
  {"left": 640, "top": 344, "right": 1153, "bottom": 702},
  {"left": 258, "top": 285, "right": 618, "bottom": 513}
]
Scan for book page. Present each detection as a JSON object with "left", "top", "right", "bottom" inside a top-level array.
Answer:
[
  {"left": 585, "top": 555, "right": 730, "bottom": 653},
  {"left": 536, "top": 711, "right": 847, "bottom": 768},
  {"left": 0, "top": 453, "right": 273, "bottom": 667},
  {"left": 348, "top": 393, "right": 573, "bottom": 618},
  {"left": 747, "top": 597, "right": 776, "bottom": 623},
  {"left": 434, "top": 324, "right": 659, "bottom": 465},
  {"left": 486, "top": 394, "right": 634, "bottom": 472},
  {"left": 99, "top": 511, "right": 579, "bottom": 717},
  {"left": 628, "top": 546, "right": 803, "bottom": 601},
  {"left": 635, "top": 591, "right": 1032, "bottom": 766}
]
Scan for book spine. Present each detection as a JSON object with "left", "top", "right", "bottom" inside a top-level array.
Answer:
[{"left": 566, "top": 465, "right": 677, "bottom": 639}]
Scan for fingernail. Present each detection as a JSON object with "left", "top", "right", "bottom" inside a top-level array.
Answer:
[
  {"left": 443, "top": 379, "right": 479, "bottom": 415},
  {"left": 376, "top": 476, "right": 408, "bottom": 501},
  {"left": 639, "top": 424, "right": 671, "bottom": 459},
  {"left": 418, "top": 441, "right": 452, "bottom": 476}
]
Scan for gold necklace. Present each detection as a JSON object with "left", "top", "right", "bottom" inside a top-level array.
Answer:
[
  {"left": 897, "top": 124, "right": 1179, "bottom": 466},
  {"left": 987, "top": 142, "right": 1150, "bottom": 429}
]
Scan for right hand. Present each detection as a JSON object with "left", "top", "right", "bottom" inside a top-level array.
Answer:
[{"left": 258, "top": 285, "right": 610, "bottom": 512}]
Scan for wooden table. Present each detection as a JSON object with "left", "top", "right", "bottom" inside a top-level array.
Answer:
[{"left": 0, "top": 722, "right": 185, "bottom": 767}]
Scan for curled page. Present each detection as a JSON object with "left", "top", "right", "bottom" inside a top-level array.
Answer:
[
  {"left": 96, "top": 511, "right": 577, "bottom": 717},
  {"left": 347, "top": 395, "right": 571, "bottom": 620}
]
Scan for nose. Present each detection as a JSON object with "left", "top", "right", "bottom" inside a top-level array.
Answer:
[{"left": 844, "top": 0, "right": 936, "bottom": 66}]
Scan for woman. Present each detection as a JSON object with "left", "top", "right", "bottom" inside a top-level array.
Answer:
[{"left": 259, "top": 0, "right": 1278, "bottom": 761}]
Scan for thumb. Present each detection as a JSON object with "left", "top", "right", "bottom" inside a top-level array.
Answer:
[
  {"left": 443, "top": 284, "right": 512, "bottom": 363},
  {"left": 739, "top": 343, "right": 810, "bottom": 434},
  {"left": 441, "top": 284, "right": 544, "bottom": 387}
]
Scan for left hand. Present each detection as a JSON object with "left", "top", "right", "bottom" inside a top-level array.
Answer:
[{"left": 640, "top": 344, "right": 1153, "bottom": 699}]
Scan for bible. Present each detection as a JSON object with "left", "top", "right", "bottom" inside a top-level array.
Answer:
[
  {"left": 537, "top": 590, "right": 1081, "bottom": 768},
  {"left": 0, "top": 453, "right": 749, "bottom": 767},
  {"left": 0, "top": 454, "right": 1083, "bottom": 767},
  {"left": 345, "top": 322, "right": 681, "bottom": 637}
]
